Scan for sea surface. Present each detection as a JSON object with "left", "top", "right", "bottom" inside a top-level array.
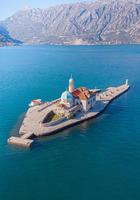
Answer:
[{"left": 0, "top": 45, "right": 140, "bottom": 200}]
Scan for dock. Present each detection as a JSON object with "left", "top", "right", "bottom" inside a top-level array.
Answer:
[
  {"left": 8, "top": 132, "right": 35, "bottom": 147},
  {"left": 8, "top": 137, "right": 34, "bottom": 147},
  {"left": 7, "top": 81, "right": 130, "bottom": 147}
]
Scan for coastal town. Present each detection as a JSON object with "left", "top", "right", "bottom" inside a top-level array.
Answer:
[{"left": 8, "top": 77, "right": 130, "bottom": 147}]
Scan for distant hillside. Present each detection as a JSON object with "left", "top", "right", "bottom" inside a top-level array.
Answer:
[
  {"left": 1, "top": 0, "right": 140, "bottom": 45},
  {"left": 0, "top": 26, "right": 22, "bottom": 47}
]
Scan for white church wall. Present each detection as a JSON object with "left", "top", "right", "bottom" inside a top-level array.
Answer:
[{"left": 81, "top": 100, "right": 88, "bottom": 112}]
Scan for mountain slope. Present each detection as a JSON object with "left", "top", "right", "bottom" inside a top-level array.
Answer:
[
  {"left": 1, "top": 0, "right": 140, "bottom": 45},
  {"left": 0, "top": 26, "right": 22, "bottom": 46}
]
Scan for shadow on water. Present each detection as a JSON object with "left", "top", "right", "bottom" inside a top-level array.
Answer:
[
  {"left": 106, "top": 103, "right": 126, "bottom": 115},
  {"left": 10, "top": 112, "right": 25, "bottom": 137},
  {"left": 33, "top": 113, "right": 109, "bottom": 149}
]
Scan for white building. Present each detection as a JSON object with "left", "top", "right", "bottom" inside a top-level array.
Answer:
[{"left": 60, "top": 77, "right": 96, "bottom": 112}]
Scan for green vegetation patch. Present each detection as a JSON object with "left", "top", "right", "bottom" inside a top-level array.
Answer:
[
  {"left": 42, "top": 111, "right": 61, "bottom": 123},
  {"left": 52, "top": 113, "right": 60, "bottom": 121}
]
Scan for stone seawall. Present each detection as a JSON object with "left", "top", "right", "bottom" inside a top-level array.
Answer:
[{"left": 7, "top": 82, "right": 130, "bottom": 147}]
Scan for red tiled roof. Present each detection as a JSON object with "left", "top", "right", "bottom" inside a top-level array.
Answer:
[{"left": 72, "top": 87, "right": 91, "bottom": 100}]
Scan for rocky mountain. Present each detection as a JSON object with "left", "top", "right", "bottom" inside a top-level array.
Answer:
[
  {"left": 1, "top": 0, "right": 140, "bottom": 45},
  {"left": 0, "top": 26, "right": 22, "bottom": 46}
]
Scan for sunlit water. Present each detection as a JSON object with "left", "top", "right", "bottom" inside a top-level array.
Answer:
[{"left": 0, "top": 45, "right": 140, "bottom": 200}]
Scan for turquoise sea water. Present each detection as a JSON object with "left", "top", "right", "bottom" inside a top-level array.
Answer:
[{"left": 0, "top": 45, "right": 140, "bottom": 200}]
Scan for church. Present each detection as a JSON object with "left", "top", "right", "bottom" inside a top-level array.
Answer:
[{"left": 60, "top": 76, "right": 96, "bottom": 112}]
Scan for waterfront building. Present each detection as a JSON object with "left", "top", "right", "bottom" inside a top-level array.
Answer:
[{"left": 60, "top": 76, "right": 96, "bottom": 112}]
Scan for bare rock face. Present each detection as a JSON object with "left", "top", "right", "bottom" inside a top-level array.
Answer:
[{"left": 1, "top": 0, "right": 140, "bottom": 45}]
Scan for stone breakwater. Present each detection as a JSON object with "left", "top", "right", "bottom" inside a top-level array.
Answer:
[{"left": 8, "top": 82, "right": 130, "bottom": 147}]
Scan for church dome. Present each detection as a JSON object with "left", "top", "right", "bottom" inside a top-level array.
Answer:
[{"left": 61, "top": 90, "right": 73, "bottom": 104}]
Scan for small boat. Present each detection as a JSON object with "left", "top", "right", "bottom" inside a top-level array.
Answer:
[{"left": 29, "top": 99, "right": 42, "bottom": 107}]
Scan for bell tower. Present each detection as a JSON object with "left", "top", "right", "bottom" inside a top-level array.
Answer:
[{"left": 68, "top": 75, "right": 74, "bottom": 93}]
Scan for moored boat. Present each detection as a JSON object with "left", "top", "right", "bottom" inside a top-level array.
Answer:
[{"left": 29, "top": 99, "right": 42, "bottom": 107}]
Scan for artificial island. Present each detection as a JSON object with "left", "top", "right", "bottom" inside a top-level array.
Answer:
[{"left": 8, "top": 77, "right": 130, "bottom": 147}]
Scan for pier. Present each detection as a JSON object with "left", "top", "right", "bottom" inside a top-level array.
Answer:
[
  {"left": 7, "top": 81, "right": 130, "bottom": 147},
  {"left": 8, "top": 132, "right": 34, "bottom": 147}
]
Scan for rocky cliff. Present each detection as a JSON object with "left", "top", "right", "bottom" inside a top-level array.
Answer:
[{"left": 1, "top": 0, "right": 140, "bottom": 45}]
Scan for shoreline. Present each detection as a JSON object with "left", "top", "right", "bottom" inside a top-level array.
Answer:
[
  {"left": 8, "top": 82, "right": 130, "bottom": 147},
  {"left": 1, "top": 43, "right": 140, "bottom": 48}
]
